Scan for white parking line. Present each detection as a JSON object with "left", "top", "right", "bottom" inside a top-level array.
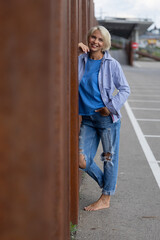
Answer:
[
  {"left": 132, "top": 107, "right": 160, "bottom": 111},
  {"left": 137, "top": 119, "right": 160, "bottom": 122},
  {"left": 125, "top": 101, "right": 160, "bottom": 189}
]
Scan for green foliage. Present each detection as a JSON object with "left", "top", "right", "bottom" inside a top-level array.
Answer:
[{"left": 70, "top": 222, "right": 77, "bottom": 240}]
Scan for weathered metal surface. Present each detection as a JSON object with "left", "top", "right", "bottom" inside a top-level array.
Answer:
[
  {"left": 69, "top": 0, "right": 79, "bottom": 225},
  {"left": 0, "top": 0, "right": 71, "bottom": 239},
  {"left": 82, "top": 0, "right": 89, "bottom": 44},
  {"left": 0, "top": 0, "right": 96, "bottom": 239}
]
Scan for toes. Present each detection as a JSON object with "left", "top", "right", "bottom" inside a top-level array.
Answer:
[
  {"left": 84, "top": 205, "right": 96, "bottom": 211},
  {"left": 84, "top": 206, "right": 89, "bottom": 211},
  {"left": 84, "top": 205, "right": 92, "bottom": 211}
]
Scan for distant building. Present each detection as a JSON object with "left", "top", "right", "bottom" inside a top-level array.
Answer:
[{"left": 139, "top": 26, "right": 160, "bottom": 48}]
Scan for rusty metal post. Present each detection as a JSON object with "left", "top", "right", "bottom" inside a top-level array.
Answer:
[
  {"left": 127, "top": 41, "right": 134, "bottom": 66},
  {"left": 82, "top": 0, "right": 89, "bottom": 44},
  {"left": 80, "top": 0, "right": 98, "bottom": 43},
  {"left": 88, "top": 0, "right": 94, "bottom": 29},
  {"left": 78, "top": 0, "right": 82, "bottom": 42},
  {"left": 69, "top": 0, "right": 79, "bottom": 225},
  {"left": 0, "top": 0, "right": 98, "bottom": 239},
  {"left": 0, "top": 0, "right": 71, "bottom": 239},
  {"left": 90, "top": 1, "right": 98, "bottom": 27}
]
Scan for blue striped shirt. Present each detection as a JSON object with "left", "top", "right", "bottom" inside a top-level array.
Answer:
[{"left": 78, "top": 51, "right": 130, "bottom": 122}]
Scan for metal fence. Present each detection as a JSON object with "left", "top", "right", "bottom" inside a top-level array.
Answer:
[{"left": 0, "top": 0, "right": 97, "bottom": 239}]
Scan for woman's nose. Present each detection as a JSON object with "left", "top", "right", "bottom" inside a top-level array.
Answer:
[{"left": 94, "top": 38, "right": 98, "bottom": 43}]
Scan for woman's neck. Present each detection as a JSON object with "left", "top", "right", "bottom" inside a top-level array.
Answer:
[{"left": 89, "top": 51, "right": 104, "bottom": 60}]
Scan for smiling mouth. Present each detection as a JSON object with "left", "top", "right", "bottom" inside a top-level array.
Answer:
[{"left": 91, "top": 44, "right": 98, "bottom": 48}]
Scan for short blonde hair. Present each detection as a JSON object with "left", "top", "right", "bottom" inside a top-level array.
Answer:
[{"left": 87, "top": 25, "right": 111, "bottom": 51}]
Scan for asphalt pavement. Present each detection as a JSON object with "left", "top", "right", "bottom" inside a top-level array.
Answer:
[{"left": 76, "top": 60, "right": 160, "bottom": 240}]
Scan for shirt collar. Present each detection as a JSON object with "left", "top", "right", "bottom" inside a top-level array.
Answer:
[
  {"left": 103, "top": 51, "right": 112, "bottom": 60},
  {"left": 81, "top": 51, "right": 112, "bottom": 62}
]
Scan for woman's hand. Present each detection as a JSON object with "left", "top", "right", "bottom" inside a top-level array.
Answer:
[
  {"left": 95, "top": 107, "right": 110, "bottom": 116},
  {"left": 78, "top": 42, "right": 89, "bottom": 54}
]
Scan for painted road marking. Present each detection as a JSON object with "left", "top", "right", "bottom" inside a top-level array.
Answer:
[
  {"left": 125, "top": 101, "right": 160, "bottom": 189},
  {"left": 137, "top": 119, "right": 160, "bottom": 122}
]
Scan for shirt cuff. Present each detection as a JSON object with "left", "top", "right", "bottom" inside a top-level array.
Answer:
[{"left": 105, "top": 101, "right": 117, "bottom": 115}]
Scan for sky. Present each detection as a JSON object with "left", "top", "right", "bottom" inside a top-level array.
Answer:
[{"left": 93, "top": 0, "right": 160, "bottom": 29}]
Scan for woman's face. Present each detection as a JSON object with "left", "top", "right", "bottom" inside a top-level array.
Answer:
[{"left": 88, "top": 30, "right": 104, "bottom": 53}]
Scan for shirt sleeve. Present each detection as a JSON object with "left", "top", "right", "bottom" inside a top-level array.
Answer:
[{"left": 105, "top": 60, "right": 130, "bottom": 114}]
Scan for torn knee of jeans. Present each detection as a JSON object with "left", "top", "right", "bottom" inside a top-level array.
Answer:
[
  {"left": 101, "top": 152, "right": 112, "bottom": 162},
  {"left": 79, "top": 149, "right": 87, "bottom": 169},
  {"left": 79, "top": 149, "right": 85, "bottom": 158}
]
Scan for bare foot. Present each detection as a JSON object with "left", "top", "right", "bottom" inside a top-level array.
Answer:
[{"left": 84, "top": 194, "right": 110, "bottom": 211}]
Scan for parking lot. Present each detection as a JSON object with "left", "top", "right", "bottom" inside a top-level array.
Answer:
[
  {"left": 76, "top": 60, "right": 160, "bottom": 240},
  {"left": 124, "top": 61, "right": 160, "bottom": 189}
]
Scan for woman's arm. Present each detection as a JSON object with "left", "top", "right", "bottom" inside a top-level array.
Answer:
[
  {"left": 78, "top": 42, "right": 89, "bottom": 54},
  {"left": 105, "top": 61, "right": 130, "bottom": 115}
]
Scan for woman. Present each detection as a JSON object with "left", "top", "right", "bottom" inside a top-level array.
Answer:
[{"left": 78, "top": 26, "right": 130, "bottom": 211}]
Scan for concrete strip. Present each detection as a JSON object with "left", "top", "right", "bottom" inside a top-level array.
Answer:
[
  {"left": 132, "top": 107, "right": 160, "bottom": 111},
  {"left": 144, "top": 135, "right": 160, "bottom": 138},
  {"left": 125, "top": 101, "right": 160, "bottom": 189}
]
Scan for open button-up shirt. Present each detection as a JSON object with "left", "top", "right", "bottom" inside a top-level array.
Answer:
[{"left": 78, "top": 51, "right": 130, "bottom": 123}]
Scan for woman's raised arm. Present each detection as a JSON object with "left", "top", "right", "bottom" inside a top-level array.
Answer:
[{"left": 78, "top": 42, "right": 89, "bottom": 54}]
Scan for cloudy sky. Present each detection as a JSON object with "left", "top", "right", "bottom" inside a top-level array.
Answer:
[{"left": 93, "top": 0, "right": 160, "bottom": 29}]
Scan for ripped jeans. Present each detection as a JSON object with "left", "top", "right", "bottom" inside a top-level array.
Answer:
[{"left": 79, "top": 113, "right": 121, "bottom": 195}]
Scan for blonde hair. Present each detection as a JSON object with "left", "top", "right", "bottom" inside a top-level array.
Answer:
[{"left": 87, "top": 25, "right": 111, "bottom": 51}]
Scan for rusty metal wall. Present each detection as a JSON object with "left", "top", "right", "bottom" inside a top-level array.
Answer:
[
  {"left": 0, "top": 0, "right": 96, "bottom": 239},
  {"left": 69, "top": 0, "right": 79, "bottom": 226}
]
